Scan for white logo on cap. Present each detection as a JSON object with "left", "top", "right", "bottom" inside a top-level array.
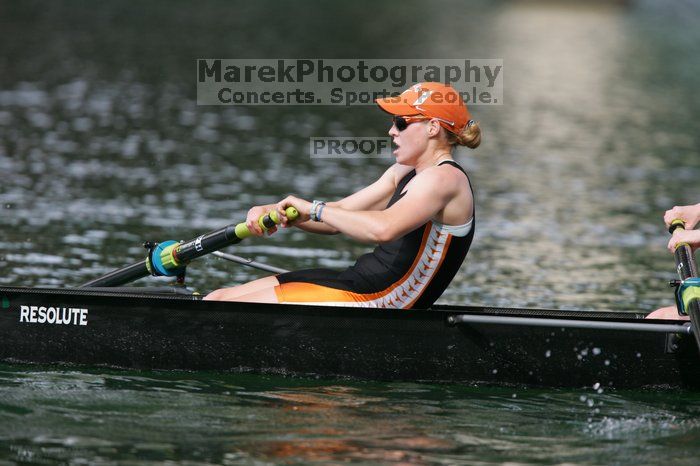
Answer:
[
  {"left": 412, "top": 90, "right": 433, "bottom": 106},
  {"left": 402, "top": 84, "right": 422, "bottom": 97}
]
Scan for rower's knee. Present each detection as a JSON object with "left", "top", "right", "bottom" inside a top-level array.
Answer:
[
  {"left": 646, "top": 305, "right": 689, "bottom": 320},
  {"left": 204, "top": 276, "right": 281, "bottom": 302},
  {"left": 204, "top": 286, "right": 279, "bottom": 303},
  {"left": 203, "top": 289, "right": 226, "bottom": 301}
]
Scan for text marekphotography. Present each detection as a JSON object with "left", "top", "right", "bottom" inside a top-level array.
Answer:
[{"left": 198, "top": 59, "right": 503, "bottom": 106}]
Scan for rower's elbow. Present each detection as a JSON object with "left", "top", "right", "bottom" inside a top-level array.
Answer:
[{"left": 371, "top": 224, "right": 398, "bottom": 243}]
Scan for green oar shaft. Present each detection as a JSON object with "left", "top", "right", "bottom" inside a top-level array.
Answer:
[{"left": 81, "top": 207, "right": 298, "bottom": 288}]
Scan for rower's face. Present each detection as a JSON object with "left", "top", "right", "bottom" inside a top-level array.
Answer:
[{"left": 388, "top": 120, "right": 429, "bottom": 165}]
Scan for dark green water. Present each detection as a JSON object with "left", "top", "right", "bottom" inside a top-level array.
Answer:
[
  {"left": 2, "top": 365, "right": 700, "bottom": 465},
  {"left": 2, "top": 0, "right": 700, "bottom": 464}
]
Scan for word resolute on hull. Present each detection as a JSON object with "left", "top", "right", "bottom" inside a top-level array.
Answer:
[{"left": 19, "top": 305, "right": 88, "bottom": 326}]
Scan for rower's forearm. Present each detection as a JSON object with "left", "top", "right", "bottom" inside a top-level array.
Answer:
[
  {"left": 319, "top": 205, "right": 388, "bottom": 243},
  {"left": 295, "top": 220, "right": 339, "bottom": 235}
]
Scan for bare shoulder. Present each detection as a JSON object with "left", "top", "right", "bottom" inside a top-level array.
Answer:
[
  {"left": 438, "top": 161, "right": 469, "bottom": 178},
  {"left": 389, "top": 163, "right": 415, "bottom": 186},
  {"left": 420, "top": 163, "right": 470, "bottom": 191}
]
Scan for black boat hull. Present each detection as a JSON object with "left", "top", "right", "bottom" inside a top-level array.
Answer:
[{"left": 1, "top": 286, "right": 698, "bottom": 390}]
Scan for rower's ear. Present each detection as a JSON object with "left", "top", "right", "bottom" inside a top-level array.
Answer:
[{"left": 427, "top": 119, "right": 441, "bottom": 137}]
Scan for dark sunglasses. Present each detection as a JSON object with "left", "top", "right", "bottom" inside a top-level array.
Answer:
[
  {"left": 392, "top": 115, "right": 428, "bottom": 131},
  {"left": 392, "top": 115, "right": 456, "bottom": 131}
]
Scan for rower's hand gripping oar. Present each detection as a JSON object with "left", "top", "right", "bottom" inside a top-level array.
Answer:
[
  {"left": 669, "top": 219, "right": 700, "bottom": 350},
  {"left": 80, "top": 207, "right": 299, "bottom": 288}
]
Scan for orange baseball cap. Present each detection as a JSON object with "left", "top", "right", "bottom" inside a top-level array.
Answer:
[{"left": 376, "top": 82, "right": 471, "bottom": 134}]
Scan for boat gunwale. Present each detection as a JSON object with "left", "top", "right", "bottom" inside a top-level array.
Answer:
[{"left": 0, "top": 285, "right": 669, "bottom": 325}]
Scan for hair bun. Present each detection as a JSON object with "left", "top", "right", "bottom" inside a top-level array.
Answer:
[{"left": 448, "top": 121, "right": 481, "bottom": 149}]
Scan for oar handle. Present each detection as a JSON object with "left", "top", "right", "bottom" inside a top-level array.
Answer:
[
  {"left": 170, "top": 206, "right": 299, "bottom": 264},
  {"left": 81, "top": 206, "right": 300, "bottom": 287},
  {"left": 263, "top": 207, "right": 299, "bottom": 229},
  {"left": 230, "top": 207, "right": 299, "bottom": 240}
]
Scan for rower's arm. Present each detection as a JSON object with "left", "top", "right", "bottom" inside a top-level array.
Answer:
[
  {"left": 293, "top": 166, "right": 398, "bottom": 235},
  {"left": 293, "top": 217, "right": 340, "bottom": 234},
  {"left": 315, "top": 169, "right": 457, "bottom": 243}
]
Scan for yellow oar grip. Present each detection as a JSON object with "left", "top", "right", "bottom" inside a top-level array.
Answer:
[
  {"left": 669, "top": 219, "right": 692, "bottom": 252},
  {"left": 670, "top": 219, "right": 686, "bottom": 234},
  {"left": 234, "top": 207, "right": 301, "bottom": 239},
  {"left": 260, "top": 207, "right": 299, "bottom": 230}
]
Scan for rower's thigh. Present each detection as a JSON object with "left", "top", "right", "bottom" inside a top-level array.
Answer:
[
  {"left": 226, "top": 286, "right": 280, "bottom": 304},
  {"left": 204, "top": 275, "right": 280, "bottom": 301}
]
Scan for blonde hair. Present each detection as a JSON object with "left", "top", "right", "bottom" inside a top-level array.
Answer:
[{"left": 446, "top": 121, "right": 481, "bottom": 149}]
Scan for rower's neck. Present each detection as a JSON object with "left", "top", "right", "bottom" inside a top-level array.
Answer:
[
  {"left": 434, "top": 154, "right": 454, "bottom": 166},
  {"left": 415, "top": 152, "right": 453, "bottom": 173}
]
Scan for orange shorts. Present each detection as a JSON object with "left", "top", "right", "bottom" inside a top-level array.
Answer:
[
  {"left": 274, "top": 281, "right": 388, "bottom": 307},
  {"left": 274, "top": 268, "right": 397, "bottom": 308}
]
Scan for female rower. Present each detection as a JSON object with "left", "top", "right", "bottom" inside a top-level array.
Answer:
[
  {"left": 646, "top": 202, "right": 700, "bottom": 320},
  {"left": 205, "top": 82, "right": 481, "bottom": 308}
]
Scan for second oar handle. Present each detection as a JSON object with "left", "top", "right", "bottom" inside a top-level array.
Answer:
[
  {"left": 669, "top": 218, "right": 700, "bottom": 354},
  {"left": 670, "top": 219, "right": 699, "bottom": 279}
]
